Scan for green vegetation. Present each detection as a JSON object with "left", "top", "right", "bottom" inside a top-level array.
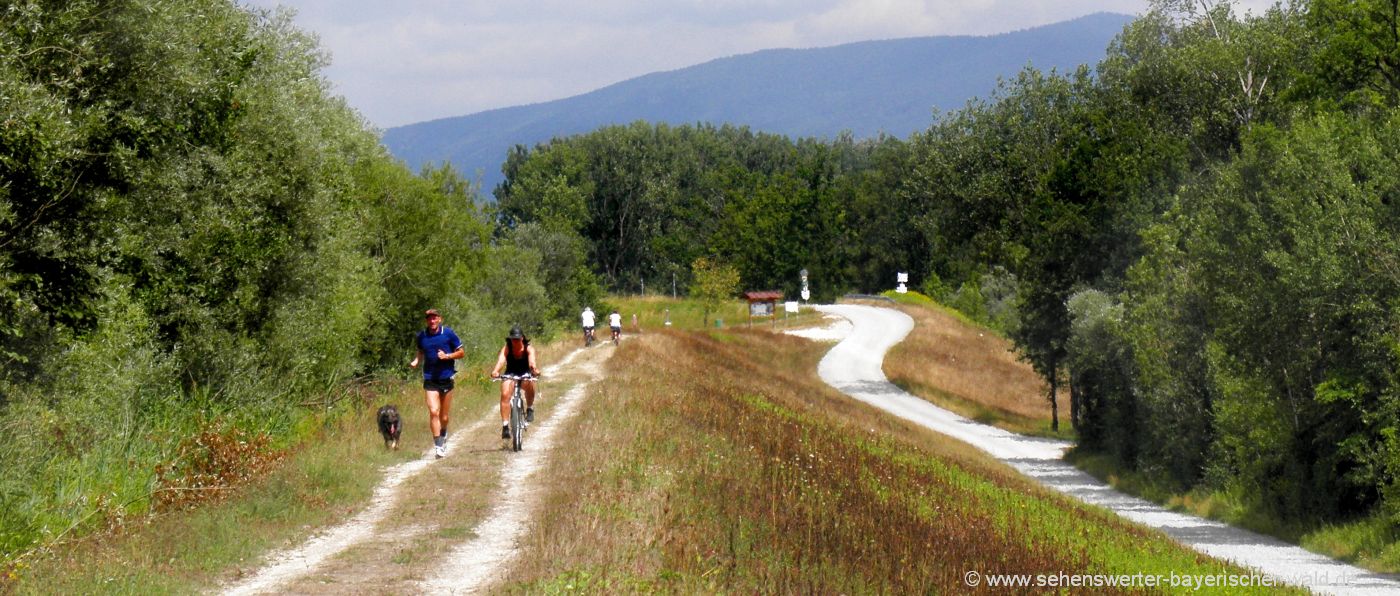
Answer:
[
  {"left": 606, "top": 295, "right": 819, "bottom": 332},
  {"left": 689, "top": 257, "right": 741, "bottom": 327},
  {"left": 0, "top": 0, "right": 595, "bottom": 570},
  {"left": 1070, "top": 448, "right": 1400, "bottom": 573},
  {"left": 508, "top": 330, "right": 1289, "bottom": 592},
  {"left": 6, "top": 383, "right": 421, "bottom": 593}
]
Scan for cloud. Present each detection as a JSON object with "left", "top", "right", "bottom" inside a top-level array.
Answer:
[{"left": 238, "top": 0, "right": 1279, "bottom": 128}]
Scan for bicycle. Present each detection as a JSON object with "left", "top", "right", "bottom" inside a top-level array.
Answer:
[
  {"left": 610, "top": 327, "right": 620, "bottom": 346},
  {"left": 494, "top": 373, "right": 536, "bottom": 451},
  {"left": 584, "top": 327, "right": 595, "bottom": 347}
]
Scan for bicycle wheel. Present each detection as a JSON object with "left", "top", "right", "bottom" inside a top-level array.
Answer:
[{"left": 510, "top": 396, "right": 524, "bottom": 452}]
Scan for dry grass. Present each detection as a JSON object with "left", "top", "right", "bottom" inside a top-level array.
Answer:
[
  {"left": 881, "top": 297, "right": 1072, "bottom": 437},
  {"left": 11, "top": 338, "right": 587, "bottom": 594},
  {"left": 502, "top": 329, "right": 1282, "bottom": 593}
]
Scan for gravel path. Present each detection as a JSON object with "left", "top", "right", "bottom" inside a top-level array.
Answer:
[
  {"left": 807, "top": 303, "right": 1400, "bottom": 595},
  {"left": 418, "top": 354, "right": 604, "bottom": 593},
  {"left": 222, "top": 345, "right": 601, "bottom": 595}
]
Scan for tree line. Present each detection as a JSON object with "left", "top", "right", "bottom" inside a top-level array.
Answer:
[
  {"left": 497, "top": 0, "right": 1400, "bottom": 526},
  {"left": 0, "top": 0, "right": 597, "bottom": 557}
]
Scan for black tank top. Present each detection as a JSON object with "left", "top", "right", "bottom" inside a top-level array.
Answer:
[{"left": 504, "top": 339, "right": 531, "bottom": 375}]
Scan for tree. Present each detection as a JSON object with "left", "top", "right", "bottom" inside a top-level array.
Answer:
[{"left": 690, "top": 257, "right": 740, "bottom": 327}]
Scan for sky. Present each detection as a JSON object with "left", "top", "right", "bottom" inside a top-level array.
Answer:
[{"left": 236, "top": 0, "right": 1278, "bottom": 130}]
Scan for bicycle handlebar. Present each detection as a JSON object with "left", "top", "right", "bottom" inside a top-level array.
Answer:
[{"left": 493, "top": 373, "right": 538, "bottom": 381}]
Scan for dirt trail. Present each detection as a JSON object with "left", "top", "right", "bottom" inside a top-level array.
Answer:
[
  {"left": 806, "top": 304, "right": 1400, "bottom": 595},
  {"left": 222, "top": 342, "right": 612, "bottom": 595}
]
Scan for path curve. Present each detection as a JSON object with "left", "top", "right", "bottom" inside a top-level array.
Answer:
[{"left": 811, "top": 303, "right": 1400, "bottom": 595}]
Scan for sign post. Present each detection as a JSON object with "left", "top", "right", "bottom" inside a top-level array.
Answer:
[
  {"left": 744, "top": 291, "right": 784, "bottom": 328},
  {"left": 896, "top": 271, "right": 908, "bottom": 294}
]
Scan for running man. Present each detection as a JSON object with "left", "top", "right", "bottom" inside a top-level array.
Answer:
[
  {"left": 409, "top": 309, "right": 464, "bottom": 459},
  {"left": 489, "top": 325, "right": 540, "bottom": 439}
]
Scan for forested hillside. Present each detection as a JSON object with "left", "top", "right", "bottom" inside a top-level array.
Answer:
[
  {"left": 498, "top": 0, "right": 1400, "bottom": 535},
  {"left": 0, "top": 0, "right": 598, "bottom": 560},
  {"left": 382, "top": 13, "right": 1131, "bottom": 192}
]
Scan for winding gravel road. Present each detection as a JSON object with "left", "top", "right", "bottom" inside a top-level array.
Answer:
[{"left": 811, "top": 303, "right": 1400, "bottom": 595}]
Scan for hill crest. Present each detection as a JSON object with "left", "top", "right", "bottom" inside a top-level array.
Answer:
[{"left": 381, "top": 12, "right": 1135, "bottom": 194}]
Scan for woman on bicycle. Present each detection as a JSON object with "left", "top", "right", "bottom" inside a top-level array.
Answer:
[{"left": 489, "top": 325, "right": 540, "bottom": 439}]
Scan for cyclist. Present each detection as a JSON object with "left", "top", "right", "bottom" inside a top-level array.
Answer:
[
  {"left": 489, "top": 325, "right": 540, "bottom": 439},
  {"left": 409, "top": 309, "right": 464, "bottom": 459},
  {"left": 608, "top": 309, "right": 622, "bottom": 343},
  {"left": 581, "top": 306, "right": 596, "bottom": 345}
]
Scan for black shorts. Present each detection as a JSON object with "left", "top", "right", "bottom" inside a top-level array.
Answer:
[{"left": 423, "top": 377, "right": 454, "bottom": 393}]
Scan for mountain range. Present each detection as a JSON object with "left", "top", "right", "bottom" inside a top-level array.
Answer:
[{"left": 380, "top": 12, "right": 1136, "bottom": 195}]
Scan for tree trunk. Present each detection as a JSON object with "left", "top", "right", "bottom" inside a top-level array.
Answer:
[
  {"left": 1069, "top": 369, "right": 1080, "bottom": 431},
  {"left": 1049, "top": 371, "right": 1059, "bottom": 432}
]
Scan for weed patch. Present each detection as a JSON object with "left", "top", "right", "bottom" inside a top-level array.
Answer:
[{"left": 153, "top": 425, "right": 285, "bottom": 512}]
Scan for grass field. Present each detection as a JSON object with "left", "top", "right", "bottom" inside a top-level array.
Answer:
[
  {"left": 607, "top": 295, "right": 822, "bottom": 334},
  {"left": 502, "top": 328, "right": 1286, "bottom": 592},
  {"left": 880, "top": 291, "right": 1073, "bottom": 439}
]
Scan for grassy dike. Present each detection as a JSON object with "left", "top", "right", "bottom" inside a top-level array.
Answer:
[
  {"left": 501, "top": 326, "right": 1289, "bottom": 593},
  {"left": 881, "top": 291, "right": 1073, "bottom": 439}
]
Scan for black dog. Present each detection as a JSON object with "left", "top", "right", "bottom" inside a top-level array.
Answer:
[{"left": 377, "top": 405, "right": 401, "bottom": 450}]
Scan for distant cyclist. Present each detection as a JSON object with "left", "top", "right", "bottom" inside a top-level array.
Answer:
[
  {"left": 581, "top": 306, "right": 596, "bottom": 346},
  {"left": 609, "top": 310, "right": 622, "bottom": 343},
  {"left": 409, "top": 309, "right": 463, "bottom": 459},
  {"left": 489, "top": 325, "right": 540, "bottom": 439}
]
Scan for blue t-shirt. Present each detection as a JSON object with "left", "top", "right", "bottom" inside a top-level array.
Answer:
[{"left": 416, "top": 326, "right": 462, "bottom": 380}]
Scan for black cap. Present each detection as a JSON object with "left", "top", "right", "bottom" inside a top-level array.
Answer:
[{"left": 507, "top": 325, "right": 525, "bottom": 340}]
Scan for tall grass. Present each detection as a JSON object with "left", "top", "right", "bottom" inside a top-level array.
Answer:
[
  {"left": 505, "top": 329, "right": 1284, "bottom": 592},
  {"left": 881, "top": 291, "right": 1072, "bottom": 438},
  {"left": 5, "top": 381, "right": 423, "bottom": 594}
]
